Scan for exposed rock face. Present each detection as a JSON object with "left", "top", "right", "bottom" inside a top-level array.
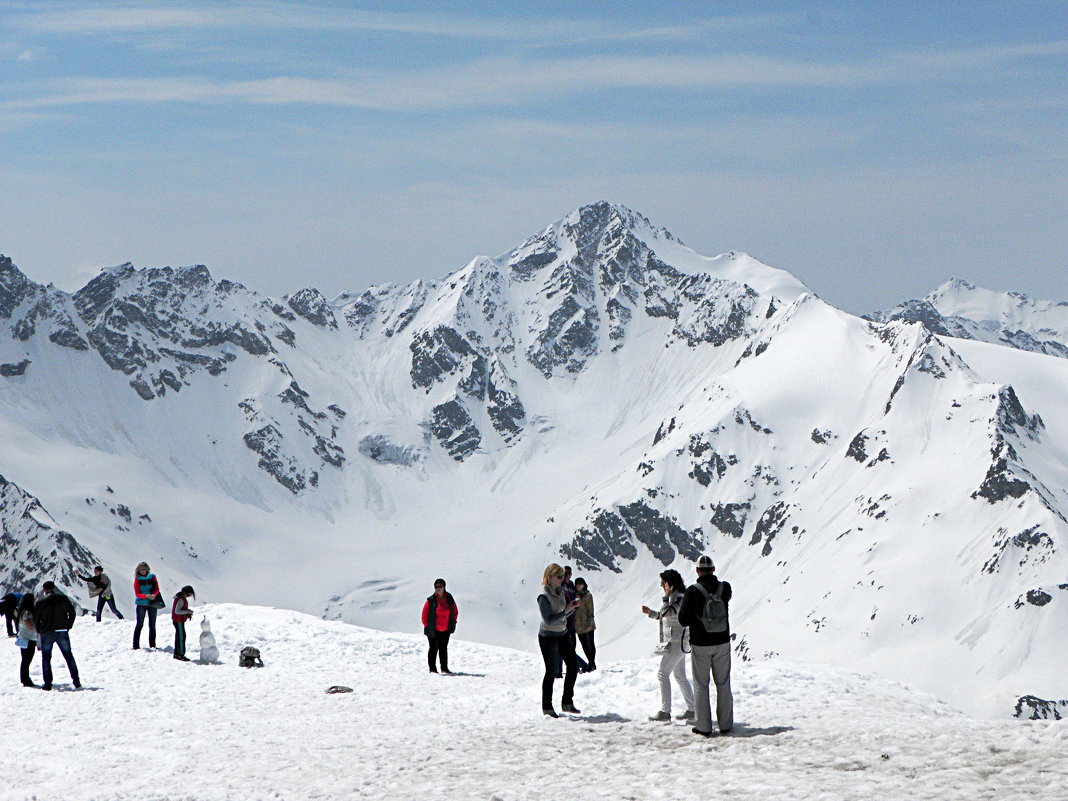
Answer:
[
  {"left": 0, "top": 359, "right": 29, "bottom": 377},
  {"left": 561, "top": 500, "right": 703, "bottom": 572},
  {"left": 70, "top": 264, "right": 287, "bottom": 399},
  {"left": 429, "top": 399, "right": 481, "bottom": 461},
  {"left": 287, "top": 288, "right": 338, "bottom": 329},
  {"left": 0, "top": 474, "right": 99, "bottom": 599},
  {"left": 1014, "top": 695, "right": 1068, "bottom": 720}
]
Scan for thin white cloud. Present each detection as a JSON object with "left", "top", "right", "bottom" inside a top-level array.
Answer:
[
  {"left": 5, "top": 34, "right": 1066, "bottom": 113},
  {"left": 7, "top": 1, "right": 783, "bottom": 44}
]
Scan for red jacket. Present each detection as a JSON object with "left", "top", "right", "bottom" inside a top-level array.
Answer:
[
  {"left": 171, "top": 593, "right": 193, "bottom": 624},
  {"left": 421, "top": 592, "right": 458, "bottom": 635}
]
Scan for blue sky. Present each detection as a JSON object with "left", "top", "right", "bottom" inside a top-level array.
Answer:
[{"left": 1, "top": 1, "right": 1065, "bottom": 313}]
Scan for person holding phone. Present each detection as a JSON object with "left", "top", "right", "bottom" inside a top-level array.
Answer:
[{"left": 537, "top": 563, "right": 582, "bottom": 717}]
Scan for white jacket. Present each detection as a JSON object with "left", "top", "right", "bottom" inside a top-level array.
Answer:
[{"left": 646, "top": 591, "right": 687, "bottom": 645}]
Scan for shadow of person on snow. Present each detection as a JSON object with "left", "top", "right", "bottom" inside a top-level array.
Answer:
[
  {"left": 720, "top": 724, "right": 794, "bottom": 737},
  {"left": 566, "top": 713, "right": 630, "bottom": 724},
  {"left": 438, "top": 671, "right": 486, "bottom": 678}
]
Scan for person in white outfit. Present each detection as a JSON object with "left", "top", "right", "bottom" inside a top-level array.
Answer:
[{"left": 642, "top": 569, "right": 695, "bottom": 722}]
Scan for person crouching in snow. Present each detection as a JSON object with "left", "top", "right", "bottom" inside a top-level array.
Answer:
[
  {"left": 171, "top": 586, "right": 195, "bottom": 661},
  {"left": 421, "top": 579, "right": 458, "bottom": 674}
]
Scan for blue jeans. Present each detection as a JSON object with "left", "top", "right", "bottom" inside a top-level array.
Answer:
[
  {"left": 39, "top": 631, "right": 80, "bottom": 688},
  {"left": 96, "top": 594, "right": 123, "bottom": 621},
  {"left": 134, "top": 605, "right": 157, "bottom": 648}
]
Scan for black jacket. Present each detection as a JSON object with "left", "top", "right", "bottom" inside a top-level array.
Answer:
[
  {"left": 423, "top": 592, "right": 458, "bottom": 637},
  {"left": 678, "top": 574, "right": 732, "bottom": 647},
  {"left": 34, "top": 592, "right": 77, "bottom": 633}
]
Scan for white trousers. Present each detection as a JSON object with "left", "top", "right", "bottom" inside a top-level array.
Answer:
[
  {"left": 690, "top": 642, "right": 734, "bottom": 733},
  {"left": 657, "top": 641, "right": 694, "bottom": 714}
]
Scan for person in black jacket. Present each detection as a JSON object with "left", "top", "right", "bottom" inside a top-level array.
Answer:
[
  {"left": 35, "top": 582, "right": 81, "bottom": 691},
  {"left": 1, "top": 592, "right": 21, "bottom": 637},
  {"left": 678, "top": 555, "right": 733, "bottom": 736},
  {"left": 421, "top": 579, "right": 458, "bottom": 673}
]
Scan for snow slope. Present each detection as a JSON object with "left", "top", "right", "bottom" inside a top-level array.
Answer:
[
  {"left": 1, "top": 203, "right": 1066, "bottom": 721},
  {"left": 1, "top": 604, "right": 1064, "bottom": 801}
]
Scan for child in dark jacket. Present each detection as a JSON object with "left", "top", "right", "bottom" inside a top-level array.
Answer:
[{"left": 171, "top": 586, "right": 195, "bottom": 661}]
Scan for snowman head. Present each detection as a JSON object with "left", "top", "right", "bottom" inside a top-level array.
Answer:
[{"left": 201, "top": 617, "right": 211, "bottom": 631}]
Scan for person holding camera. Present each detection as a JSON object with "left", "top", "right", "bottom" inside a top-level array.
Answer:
[{"left": 537, "top": 563, "right": 582, "bottom": 717}]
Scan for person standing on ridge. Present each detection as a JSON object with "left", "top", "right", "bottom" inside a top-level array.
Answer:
[
  {"left": 573, "top": 577, "right": 597, "bottom": 672},
  {"left": 35, "top": 581, "right": 81, "bottom": 691},
  {"left": 642, "top": 569, "right": 694, "bottom": 722},
  {"left": 538, "top": 563, "right": 582, "bottom": 717},
  {"left": 132, "top": 562, "right": 161, "bottom": 650},
  {"left": 77, "top": 565, "right": 123, "bottom": 622},
  {"left": 421, "top": 579, "right": 458, "bottom": 674},
  {"left": 557, "top": 565, "right": 588, "bottom": 675},
  {"left": 678, "top": 555, "right": 733, "bottom": 736},
  {"left": 15, "top": 592, "right": 38, "bottom": 687}
]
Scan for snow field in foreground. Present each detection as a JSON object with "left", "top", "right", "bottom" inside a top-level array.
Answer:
[{"left": 1, "top": 604, "right": 1064, "bottom": 801}]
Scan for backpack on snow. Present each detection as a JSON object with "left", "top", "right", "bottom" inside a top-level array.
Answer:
[
  {"left": 239, "top": 646, "right": 263, "bottom": 668},
  {"left": 693, "top": 583, "right": 728, "bottom": 634}
]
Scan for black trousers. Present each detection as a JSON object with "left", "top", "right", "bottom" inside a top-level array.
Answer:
[
  {"left": 539, "top": 633, "right": 577, "bottom": 710},
  {"left": 577, "top": 631, "right": 597, "bottom": 669},
  {"left": 96, "top": 595, "right": 123, "bottom": 621},
  {"left": 19, "top": 643, "right": 36, "bottom": 685},
  {"left": 427, "top": 631, "right": 451, "bottom": 671}
]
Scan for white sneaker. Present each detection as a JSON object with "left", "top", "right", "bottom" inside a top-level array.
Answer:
[{"left": 676, "top": 709, "right": 695, "bottom": 721}]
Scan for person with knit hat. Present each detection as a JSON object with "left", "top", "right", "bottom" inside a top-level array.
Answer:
[{"left": 678, "top": 555, "right": 734, "bottom": 736}]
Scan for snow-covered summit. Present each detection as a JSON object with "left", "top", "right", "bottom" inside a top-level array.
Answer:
[{"left": 868, "top": 279, "right": 1068, "bottom": 359}]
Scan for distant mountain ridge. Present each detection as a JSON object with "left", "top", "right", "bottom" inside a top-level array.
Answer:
[
  {"left": 867, "top": 278, "right": 1068, "bottom": 359},
  {"left": 1, "top": 202, "right": 1065, "bottom": 718}
]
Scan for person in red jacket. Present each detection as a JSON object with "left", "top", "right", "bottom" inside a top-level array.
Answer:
[
  {"left": 171, "top": 586, "right": 195, "bottom": 662},
  {"left": 421, "top": 579, "right": 458, "bottom": 674}
]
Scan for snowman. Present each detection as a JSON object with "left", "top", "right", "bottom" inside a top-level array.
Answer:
[{"left": 199, "top": 617, "right": 220, "bottom": 663}]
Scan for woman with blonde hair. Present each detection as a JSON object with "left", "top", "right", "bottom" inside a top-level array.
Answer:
[
  {"left": 537, "top": 563, "right": 582, "bottom": 717},
  {"left": 132, "top": 562, "right": 161, "bottom": 650}
]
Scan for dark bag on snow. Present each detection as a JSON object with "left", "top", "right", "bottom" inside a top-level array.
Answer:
[
  {"left": 239, "top": 646, "right": 264, "bottom": 668},
  {"left": 151, "top": 593, "right": 166, "bottom": 609}
]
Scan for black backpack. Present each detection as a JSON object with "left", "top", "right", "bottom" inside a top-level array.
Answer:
[
  {"left": 693, "top": 583, "right": 728, "bottom": 634},
  {"left": 239, "top": 646, "right": 263, "bottom": 668}
]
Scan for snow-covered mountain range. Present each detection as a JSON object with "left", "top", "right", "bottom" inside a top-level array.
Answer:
[
  {"left": 868, "top": 278, "right": 1068, "bottom": 359},
  {"left": 1, "top": 202, "right": 1065, "bottom": 718}
]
